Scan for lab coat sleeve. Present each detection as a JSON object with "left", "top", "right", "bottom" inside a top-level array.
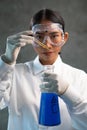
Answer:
[
  {"left": 0, "top": 57, "right": 14, "bottom": 109},
  {"left": 61, "top": 84, "right": 87, "bottom": 130}
]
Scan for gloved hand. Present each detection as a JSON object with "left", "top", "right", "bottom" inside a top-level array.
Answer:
[
  {"left": 40, "top": 73, "right": 69, "bottom": 95},
  {"left": 1, "top": 30, "right": 33, "bottom": 64}
]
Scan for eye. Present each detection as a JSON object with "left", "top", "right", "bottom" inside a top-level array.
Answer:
[
  {"left": 51, "top": 34, "right": 59, "bottom": 39},
  {"left": 35, "top": 34, "right": 44, "bottom": 41}
]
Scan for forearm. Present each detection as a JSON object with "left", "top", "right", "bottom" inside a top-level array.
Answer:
[
  {"left": 1, "top": 54, "right": 16, "bottom": 65},
  {"left": 61, "top": 86, "right": 87, "bottom": 130},
  {"left": 0, "top": 57, "right": 14, "bottom": 109},
  {"left": 0, "top": 56, "right": 15, "bottom": 77}
]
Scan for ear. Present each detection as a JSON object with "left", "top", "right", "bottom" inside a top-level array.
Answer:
[{"left": 64, "top": 32, "right": 69, "bottom": 43}]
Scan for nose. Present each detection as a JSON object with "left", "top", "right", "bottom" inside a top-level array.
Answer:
[{"left": 43, "top": 36, "right": 52, "bottom": 48}]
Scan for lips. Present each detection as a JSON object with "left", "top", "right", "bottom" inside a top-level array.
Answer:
[{"left": 43, "top": 51, "right": 54, "bottom": 55}]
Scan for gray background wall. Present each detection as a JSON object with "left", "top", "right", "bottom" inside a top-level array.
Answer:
[{"left": 0, "top": 0, "right": 87, "bottom": 129}]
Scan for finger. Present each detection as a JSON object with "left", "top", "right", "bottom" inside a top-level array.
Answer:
[
  {"left": 49, "top": 73, "right": 58, "bottom": 79},
  {"left": 40, "top": 82, "right": 52, "bottom": 93},
  {"left": 42, "top": 73, "right": 57, "bottom": 78},
  {"left": 17, "top": 38, "right": 33, "bottom": 45},
  {"left": 7, "top": 37, "right": 33, "bottom": 48},
  {"left": 18, "top": 35, "right": 34, "bottom": 44},
  {"left": 7, "top": 30, "right": 33, "bottom": 40},
  {"left": 17, "top": 30, "right": 33, "bottom": 36},
  {"left": 41, "top": 73, "right": 51, "bottom": 78},
  {"left": 41, "top": 84, "right": 58, "bottom": 93},
  {"left": 18, "top": 34, "right": 33, "bottom": 39},
  {"left": 12, "top": 30, "right": 33, "bottom": 36},
  {"left": 14, "top": 42, "right": 27, "bottom": 47},
  {"left": 43, "top": 77, "right": 58, "bottom": 84},
  {"left": 8, "top": 35, "right": 34, "bottom": 46}
]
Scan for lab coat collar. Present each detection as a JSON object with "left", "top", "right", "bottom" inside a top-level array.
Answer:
[{"left": 33, "top": 55, "right": 63, "bottom": 75}]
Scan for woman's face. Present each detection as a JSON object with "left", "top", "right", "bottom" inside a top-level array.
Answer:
[{"left": 32, "top": 20, "right": 68, "bottom": 65}]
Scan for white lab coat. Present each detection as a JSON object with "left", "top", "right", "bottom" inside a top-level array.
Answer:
[{"left": 0, "top": 55, "right": 87, "bottom": 130}]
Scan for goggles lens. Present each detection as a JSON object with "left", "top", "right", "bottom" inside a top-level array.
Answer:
[{"left": 32, "top": 23, "right": 64, "bottom": 47}]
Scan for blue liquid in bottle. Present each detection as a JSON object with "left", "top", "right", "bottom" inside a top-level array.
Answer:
[{"left": 39, "top": 92, "right": 61, "bottom": 126}]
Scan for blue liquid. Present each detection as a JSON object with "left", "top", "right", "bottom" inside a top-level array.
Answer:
[{"left": 39, "top": 93, "right": 61, "bottom": 126}]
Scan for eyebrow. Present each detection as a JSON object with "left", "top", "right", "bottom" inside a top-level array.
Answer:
[
  {"left": 50, "top": 32, "right": 60, "bottom": 34},
  {"left": 35, "top": 31, "right": 60, "bottom": 35}
]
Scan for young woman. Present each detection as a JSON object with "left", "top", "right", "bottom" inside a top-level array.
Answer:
[{"left": 0, "top": 8, "right": 87, "bottom": 130}]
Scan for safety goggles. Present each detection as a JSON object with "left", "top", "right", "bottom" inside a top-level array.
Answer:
[{"left": 32, "top": 23, "right": 65, "bottom": 47}]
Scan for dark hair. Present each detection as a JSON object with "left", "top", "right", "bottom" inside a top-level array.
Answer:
[{"left": 30, "top": 8, "right": 65, "bottom": 32}]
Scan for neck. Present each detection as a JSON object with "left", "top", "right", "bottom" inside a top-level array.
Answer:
[{"left": 39, "top": 55, "right": 59, "bottom": 65}]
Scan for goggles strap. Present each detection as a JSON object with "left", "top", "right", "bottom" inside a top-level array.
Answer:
[{"left": 32, "top": 23, "right": 63, "bottom": 34}]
